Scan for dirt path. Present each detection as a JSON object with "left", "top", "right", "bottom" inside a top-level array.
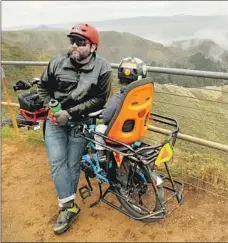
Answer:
[{"left": 2, "top": 141, "right": 228, "bottom": 242}]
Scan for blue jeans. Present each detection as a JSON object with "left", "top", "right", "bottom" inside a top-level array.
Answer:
[{"left": 44, "top": 118, "right": 88, "bottom": 205}]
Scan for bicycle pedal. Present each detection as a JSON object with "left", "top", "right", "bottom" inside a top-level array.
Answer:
[{"left": 79, "top": 185, "right": 92, "bottom": 199}]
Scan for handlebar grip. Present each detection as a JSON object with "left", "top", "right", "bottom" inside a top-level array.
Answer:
[
  {"left": 87, "top": 109, "right": 104, "bottom": 118},
  {"left": 13, "top": 80, "right": 32, "bottom": 91},
  {"left": 13, "top": 78, "right": 41, "bottom": 91}
]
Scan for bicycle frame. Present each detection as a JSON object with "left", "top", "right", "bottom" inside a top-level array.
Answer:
[{"left": 72, "top": 112, "right": 184, "bottom": 221}]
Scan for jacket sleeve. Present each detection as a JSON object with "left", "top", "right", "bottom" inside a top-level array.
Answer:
[
  {"left": 67, "top": 70, "right": 112, "bottom": 119},
  {"left": 37, "top": 60, "right": 56, "bottom": 107},
  {"left": 102, "top": 94, "right": 118, "bottom": 125}
]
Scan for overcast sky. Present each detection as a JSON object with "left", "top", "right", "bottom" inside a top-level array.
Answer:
[{"left": 2, "top": 1, "right": 228, "bottom": 28}]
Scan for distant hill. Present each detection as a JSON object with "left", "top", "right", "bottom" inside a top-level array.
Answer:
[
  {"left": 2, "top": 30, "right": 68, "bottom": 57},
  {"left": 172, "top": 38, "right": 228, "bottom": 69},
  {"left": 98, "top": 31, "right": 194, "bottom": 67},
  {"left": 2, "top": 30, "right": 228, "bottom": 88},
  {"left": 1, "top": 30, "right": 217, "bottom": 67},
  {"left": 1, "top": 30, "right": 193, "bottom": 66},
  {"left": 3, "top": 15, "right": 228, "bottom": 50},
  {"left": 29, "top": 25, "right": 65, "bottom": 31}
]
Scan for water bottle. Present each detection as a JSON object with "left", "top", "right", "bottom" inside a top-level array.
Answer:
[{"left": 48, "top": 99, "right": 62, "bottom": 113}]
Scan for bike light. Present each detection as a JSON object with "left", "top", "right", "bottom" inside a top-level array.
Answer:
[{"left": 113, "top": 152, "right": 124, "bottom": 167}]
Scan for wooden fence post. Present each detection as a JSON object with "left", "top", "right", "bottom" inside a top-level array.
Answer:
[{"left": 1, "top": 66, "right": 20, "bottom": 137}]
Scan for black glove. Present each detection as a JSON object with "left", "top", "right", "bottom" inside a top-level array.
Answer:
[{"left": 13, "top": 80, "right": 32, "bottom": 91}]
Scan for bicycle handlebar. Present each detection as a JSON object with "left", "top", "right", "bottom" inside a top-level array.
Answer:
[
  {"left": 13, "top": 78, "right": 41, "bottom": 92},
  {"left": 87, "top": 109, "right": 104, "bottom": 118}
]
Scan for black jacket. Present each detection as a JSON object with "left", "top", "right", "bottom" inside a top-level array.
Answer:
[{"left": 37, "top": 53, "right": 112, "bottom": 121}]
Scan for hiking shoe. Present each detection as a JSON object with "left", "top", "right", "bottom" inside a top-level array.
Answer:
[{"left": 53, "top": 204, "right": 80, "bottom": 235}]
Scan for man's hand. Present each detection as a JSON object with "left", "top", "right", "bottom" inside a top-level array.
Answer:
[{"left": 54, "top": 110, "right": 71, "bottom": 126}]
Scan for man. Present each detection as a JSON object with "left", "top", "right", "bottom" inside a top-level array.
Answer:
[{"left": 37, "top": 23, "right": 112, "bottom": 235}]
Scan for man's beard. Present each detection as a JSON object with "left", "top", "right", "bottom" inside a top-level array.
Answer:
[{"left": 70, "top": 49, "right": 91, "bottom": 62}]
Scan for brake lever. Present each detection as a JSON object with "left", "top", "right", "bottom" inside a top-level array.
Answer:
[
  {"left": 28, "top": 78, "right": 41, "bottom": 86},
  {"left": 87, "top": 109, "right": 104, "bottom": 118}
]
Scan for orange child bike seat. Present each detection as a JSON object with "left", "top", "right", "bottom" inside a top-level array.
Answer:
[{"left": 105, "top": 77, "right": 154, "bottom": 144}]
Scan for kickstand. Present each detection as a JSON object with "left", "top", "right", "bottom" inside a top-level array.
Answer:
[
  {"left": 85, "top": 174, "right": 93, "bottom": 192},
  {"left": 79, "top": 175, "right": 93, "bottom": 200},
  {"left": 89, "top": 182, "right": 103, "bottom": 208}
]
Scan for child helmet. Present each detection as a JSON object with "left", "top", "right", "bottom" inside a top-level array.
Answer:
[{"left": 118, "top": 57, "right": 148, "bottom": 84}]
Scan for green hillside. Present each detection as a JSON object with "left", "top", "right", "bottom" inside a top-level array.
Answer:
[
  {"left": 2, "top": 30, "right": 191, "bottom": 65},
  {"left": 1, "top": 40, "right": 50, "bottom": 101},
  {"left": 2, "top": 30, "right": 227, "bottom": 88},
  {"left": 1, "top": 40, "right": 50, "bottom": 82},
  {"left": 153, "top": 83, "right": 228, "bottom": 144}
]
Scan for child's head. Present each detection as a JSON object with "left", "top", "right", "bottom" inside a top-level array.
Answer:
[{"left": 117, "top": 57, "right": 148, "bottom": 85}]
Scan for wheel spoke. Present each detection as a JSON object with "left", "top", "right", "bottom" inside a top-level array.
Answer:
[{"left": 115, "top": 159, "right": 164, "bottom": 221}]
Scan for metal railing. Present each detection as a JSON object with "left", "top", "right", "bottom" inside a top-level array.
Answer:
[
  {"left": 1, "top": 61, "right": 228, "bottom": 153},
  {"left": 2, "top": 60, "right": 228, "bottom": 80}
]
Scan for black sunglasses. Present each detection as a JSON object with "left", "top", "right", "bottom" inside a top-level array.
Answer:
[{"left": 69, "top": 37, "right": 90, "bottom": 47}]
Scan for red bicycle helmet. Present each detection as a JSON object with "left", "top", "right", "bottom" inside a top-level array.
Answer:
[{"left": 67, "top": 23, "right": 99, "bottom": 49}]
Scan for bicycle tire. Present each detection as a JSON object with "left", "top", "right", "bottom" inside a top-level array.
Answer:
[{"left": 114, "top": 159, "right": 165, "bottom": 223}]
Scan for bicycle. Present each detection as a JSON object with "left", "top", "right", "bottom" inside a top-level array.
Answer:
[{"left": 67, "top": 78, "right": 184, "bottom": 222}]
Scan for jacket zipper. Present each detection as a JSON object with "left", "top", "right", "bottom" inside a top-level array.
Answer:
[{"left": 76, "top": 71, "right": 80, "bottom": 82}]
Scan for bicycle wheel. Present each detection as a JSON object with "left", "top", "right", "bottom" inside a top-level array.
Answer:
[{"left": 114, "top": 158, "right": 165, "bottom": 223}]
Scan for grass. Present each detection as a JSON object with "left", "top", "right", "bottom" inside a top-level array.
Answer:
[
  {"left": 2, "top": 124, "right": 43, "bottom": 139},
  {"left": 1, "top": 123, "right": 44, "bottom": 145},
  {"left": 143, "top": 129, "right": 228, "bottom": 198}
]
